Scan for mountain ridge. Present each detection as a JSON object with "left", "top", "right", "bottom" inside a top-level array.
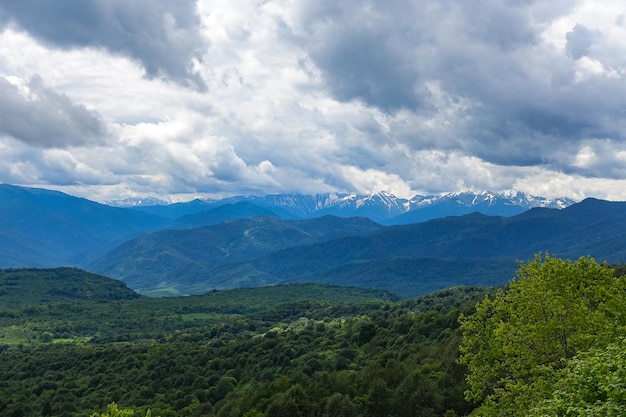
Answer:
[
  {"left": 0, "top": 183, "right": 612, "bottom": 297},
  {"left": 88, "top": 198, "right": 626, "bottom": 297},
  {"left": 0, "top": 184, "right": 169, "bottom": 267},
  {"left": 113, "top": 190, "right": 576, "bottom": 224}
]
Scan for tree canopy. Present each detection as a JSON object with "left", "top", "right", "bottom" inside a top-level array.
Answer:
[
  {"left": 459, "top": 254, "right": 626, "bottom": 416},
  {"left": 90, "top": 403, "right": 152, "bottom": 417}
]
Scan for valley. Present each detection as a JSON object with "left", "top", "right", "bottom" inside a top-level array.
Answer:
[
  {"left": 1, "top": 185, "right": 626, "bottom": 416},
  {"left": 1, "top": 260, "right": 624, "bottom": 417},
  {"left": 0, "top": 268, "right": 483, "bottom": 417},
  {"left": 3, "top": 184, "right": 624, "bottom": 298}
]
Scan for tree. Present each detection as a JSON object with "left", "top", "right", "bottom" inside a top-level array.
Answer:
[
  {"left": 90, "top": 403, "right": 153, "bottom": 417},
  {"left": 528, "top": 338, "right": 626, "bottom": 417},
  {"left": 458, "top": 254, "right": 626, "bottom": 416}
]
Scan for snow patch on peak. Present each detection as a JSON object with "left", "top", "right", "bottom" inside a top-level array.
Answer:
[{"left": 105, "top": 197, "right": 169, "bottom": 207}]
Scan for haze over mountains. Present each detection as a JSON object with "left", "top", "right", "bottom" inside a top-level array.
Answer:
[
  {"left": 89, "top": 198, "right": 626, "bottom": 297},
  {"left": 0, "top": 184, "right": 167, "bottom": 267},
  {"left": 109, "top": 190, "right": 575, "bottom": 224},
  {"left": 2, "top": 183, "right": 625, "bottom": 298}
]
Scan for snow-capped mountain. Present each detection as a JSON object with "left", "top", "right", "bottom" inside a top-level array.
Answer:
[
  {"left": 414, "top": 191, "right": 574, "bottom": 210},
  {"left": 206, "top": 190, "right": 576, "bottom": 224},
  {"left": 105, "top": 196, "right": 169, "bottom": 207},
  {"left": 220, "top": 191, "right": 411, "bottom": 220},
  {"left": 391, "top": 191, "right": 576, "bottom": 225},
  {"left": 109, "top": 190, "right": 576, "bottom": 224}
]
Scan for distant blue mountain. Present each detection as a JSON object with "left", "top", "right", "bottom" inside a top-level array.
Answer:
[
  {"left": 0, "top": 184, "right": 587, "bottom": 296},
  {"left": 0, "top": 184, "right": 168, "bottom": 267},
  {"left": 113, "top": 190, "right": 575, "bottom": 224},
  {"left": 169, "top": 202, "right": 281, "bottom": 229},
  {"left": 88, "top": 198, "right": 626, "bottom": 297}
]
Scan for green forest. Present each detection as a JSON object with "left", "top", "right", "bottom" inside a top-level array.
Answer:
[{"left": 1, "top": 257, "right": 625, "bottom": 417}]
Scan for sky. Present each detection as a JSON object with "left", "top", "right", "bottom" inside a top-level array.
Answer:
[{"left": 0, "top": 0, "right": 625, "bottom": 203}]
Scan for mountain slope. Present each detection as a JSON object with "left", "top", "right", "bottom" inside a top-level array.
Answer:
[
  {"left": 88, "top": 198, "right": 626, "bottom": 297},
  {"left": 0, "top": 184, "right": 169, "bottom": 267},
  {"left": 234, "top": 199, "right": 624, "bottom": 279},
  {"left": 88, "top": 215, "right": 384, "bottom": 295},
  {"left": 0, "top": 267, "right": 140, "bottom": 308},
  {"left": 169, "top": 202, "right": 281, "bottom": 229}
]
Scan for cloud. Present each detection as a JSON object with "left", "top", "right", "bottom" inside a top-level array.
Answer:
[
  {"left": 290, "top": 0, "right": 546, "bottom": 112},
  {"left": 0, "top": 76, "right": 107, "bottom": 148},
  {"left": 0, "top": 137, "right": 115, "bottom": 187},
  {"left": 566, "top": 23, "right": 602, "bottom": 59},
  {"left": 1, "top": 0, "right": 626, "bottom": 202},
  {"left": 287, "top": 0, "right": 626, "bottom": 171},
  {"left": 0, "top": 0, "right": 207, "bottom": 89}
]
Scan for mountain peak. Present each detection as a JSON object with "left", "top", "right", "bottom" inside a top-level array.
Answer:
[
  {"left": 105, "top": 196, "right": 169, "bottom": 207},
  {"left": 180, "top": 190, "right": 578, "bottom": 224}
]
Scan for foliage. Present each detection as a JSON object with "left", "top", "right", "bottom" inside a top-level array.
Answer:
[
  {"left": 528, "top": 338, "right": 626, "bottom": 416},
  {"left": 0, "top": 274, "right": 398, "bottom": 346},
  {"left": 0, "top": 268, "right": 139, "bottom": 308},
  {"left": 459, "top": 254, "right": 626, "bottom": 416},
  {"left": 90, "top": 403, "right": 153, "bottom": 417},
  {"left": 7, "top": 257, "right": 625, "bottom": 417},
  {"left": 0, "top": 272, "right": 490, "bottom": 417}
]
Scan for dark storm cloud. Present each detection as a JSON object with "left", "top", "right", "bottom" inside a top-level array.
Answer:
[
  {"left": 297, "top": 0, "right": 542, "bottom": 112},
  {"left": 0, "top": 0, "right": 206, "bottom": 90},
  {"left": 0, "top": 77, "right": 106, "bottom": 148},
  {"left": 297, "top": 1, "right": 430, "bottom": 112},
  {"left": 566, "top": 24, "right": 602, "bottom": 59},
  {"left": 294, "top": 0, "right": 626, "bottom": 173}
]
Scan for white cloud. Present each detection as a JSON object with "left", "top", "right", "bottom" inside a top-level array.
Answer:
[
  {"left": 0, "top": 0, "right": 207, "bottom": 89},
  {"left": 0, "top": 74, "right": 107, "bottom": 148},
  {"left": 0, "top": 0, "right": 626, "bottom": 202}
]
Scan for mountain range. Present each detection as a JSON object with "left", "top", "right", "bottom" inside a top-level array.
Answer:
[
  {"left": 88, "top": 198, "right": 626, "bottom": 297},
  {"left": 3, "top": 183, "right": 623, "bottom": 298},
  {"left": 0, "top": 184, "right": 167, "bottom": 267},
  {"left": 112, "top": 190, "right": 575, "bottom": 224}
]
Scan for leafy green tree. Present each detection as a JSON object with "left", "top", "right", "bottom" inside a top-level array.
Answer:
[
  {"left": 90, "top": 403, "right": 153, "bottom": 417},
  {"left": 528, "top": 338, "right": 626, "bottom": 416},
  {"left": 323, "top": 393, "right": 358, "bottom": 417},
  {"left": 458, "top": 254, "right": 626, "bottom": 416}
]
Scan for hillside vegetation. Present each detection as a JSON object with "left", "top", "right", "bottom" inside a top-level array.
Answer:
[
  {"left": 0, "top": 268, "right": 139, "bottom": 308},
  {"left": 90, "top": 198, "right": 626, "bottom": 297},
  {"left": 2, "top": 259, "right": 625, "bottom": 417},
  {"left": 459, "top": 255, "right": 626, "bottom": 416},
  {"left": 0, "top": 267, "right": 489, "bottom": 417}
]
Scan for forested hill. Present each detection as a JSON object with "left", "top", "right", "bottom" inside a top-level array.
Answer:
[
  {"left": 89, "top": 198, "right": 626, "bottom": 297},
  {"left": 0, "top": 184, "right": 168, "bottom": 267},
  {"left": 1, "top": 263, "right": 625, "bottom": 416},
  {"left": 0, "top": 267, "right": 487, "bottom": 417},
  {"left": 0, "top": 267, "right": 140, "bottom": 308}
]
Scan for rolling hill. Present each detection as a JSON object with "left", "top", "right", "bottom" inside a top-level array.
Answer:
[
  {"left": 0, "top": 267, "right": 140, "bottom": 308},
  {"left": 88, "top": 198, "right": 626, "bottom": 297},
  {"left": 87, "top": 215, "right": 385, "bottom": 295}
]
